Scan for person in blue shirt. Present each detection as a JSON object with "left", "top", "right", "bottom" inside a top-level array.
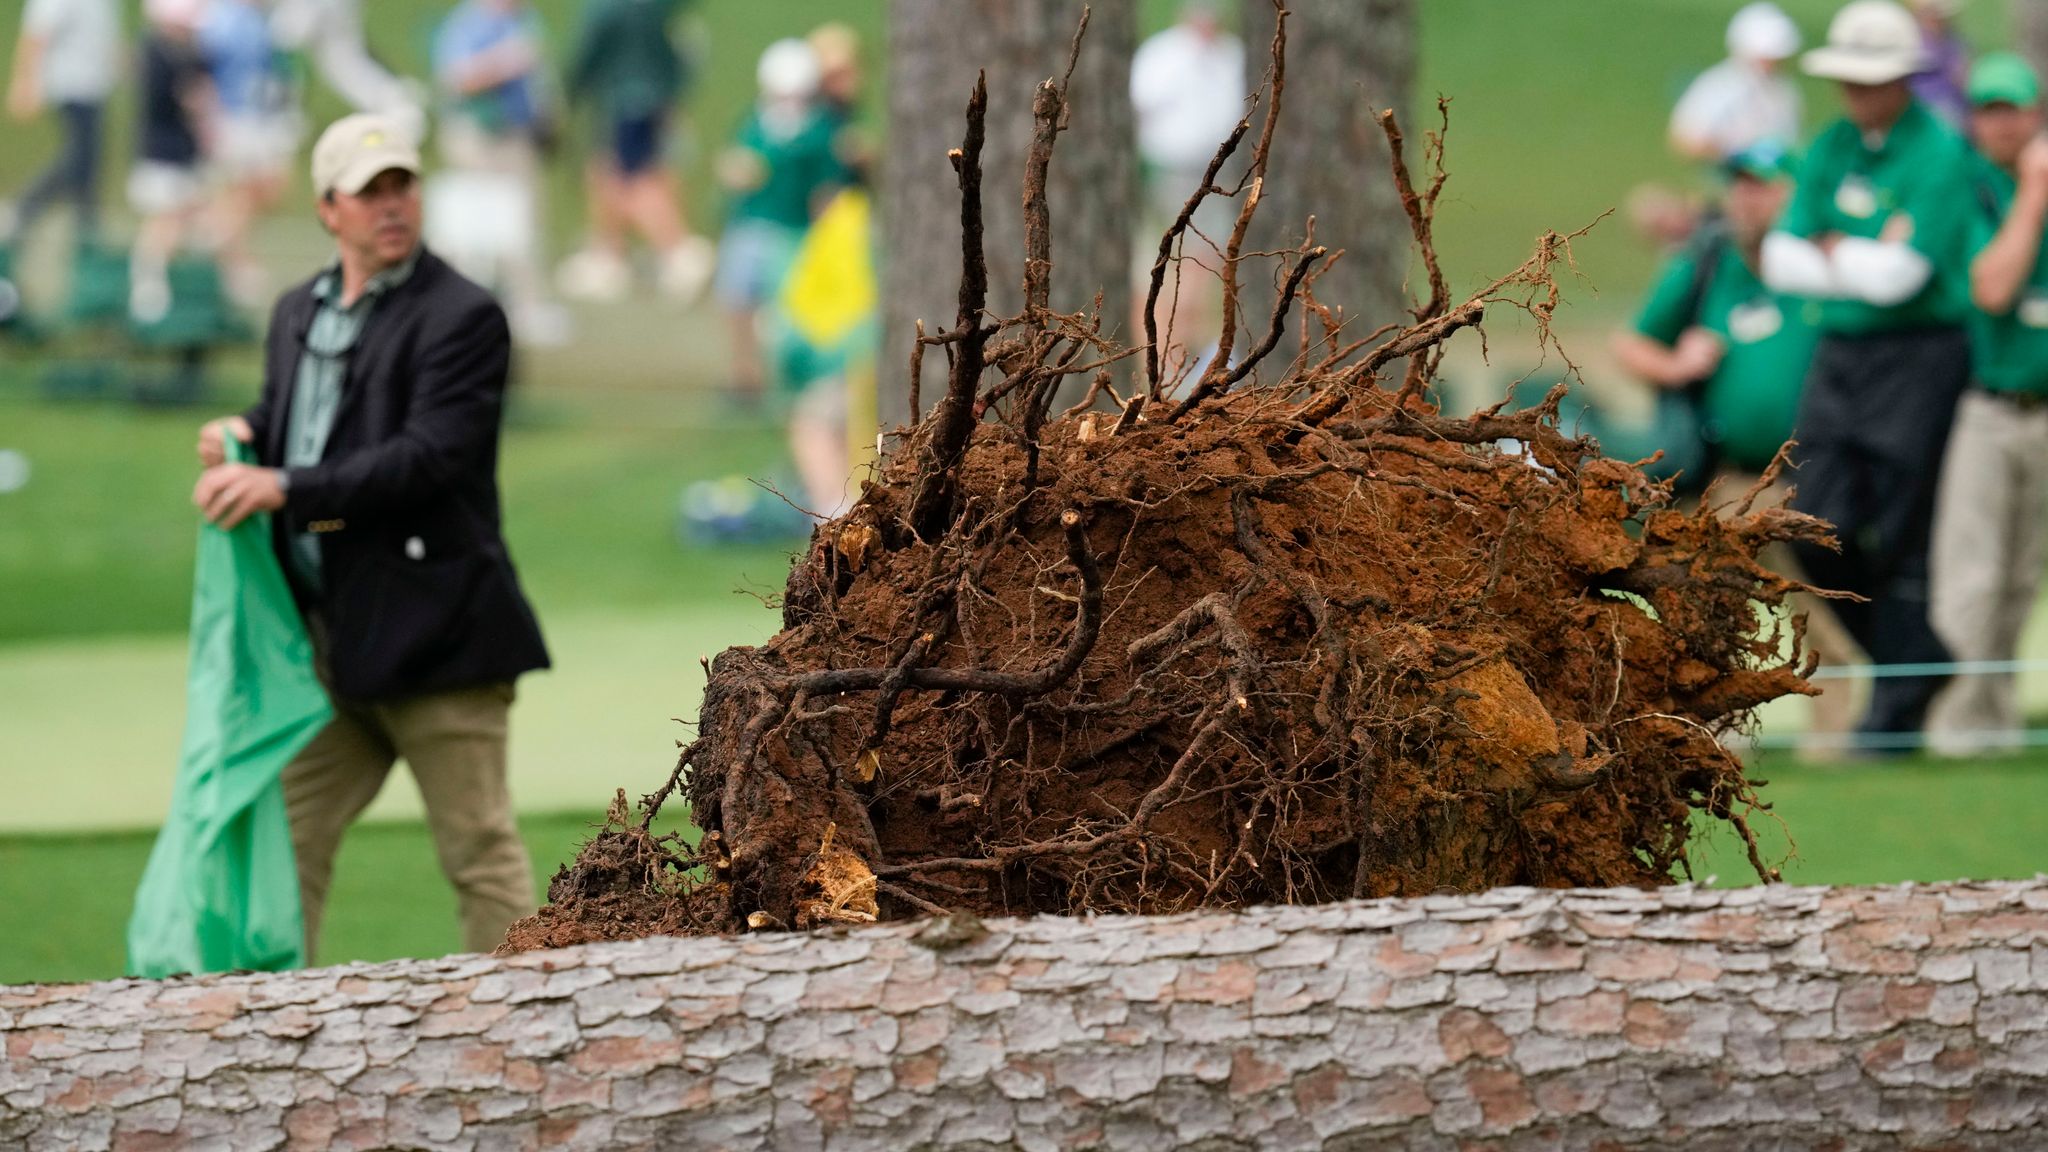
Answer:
[
  {"left": 197, "top": 0, "right": 298, "bottom": 309},
  {"left": 431, "top": 0, "right": 567, "bottom": 345}
]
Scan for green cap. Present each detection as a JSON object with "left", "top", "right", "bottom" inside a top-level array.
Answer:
[
  {"left": 1970, "top": 52, "right": 2042, "bottom": 108},
  {"left": 1722, "top": 140, "right": 1797, "bottom": 182}
]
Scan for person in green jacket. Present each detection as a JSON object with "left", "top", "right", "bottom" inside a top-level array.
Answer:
[
  {"left": 1759, "top": 0, "right": 1979, "bottom": 746},
  {"left": 714, "top": 38, "right": 844, "bottom": 406},
  {"left": 1927, "top": 54, "right": 2048, "bottom": 755},
  {"left": 555, "top": 0, "right": 712, "bottom": 302},
  {"left": 1614, "top": 143, "right": 1821, "bottom": 483}
]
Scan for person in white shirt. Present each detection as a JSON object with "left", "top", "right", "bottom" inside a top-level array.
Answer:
[
  {"left": 4, "top": 0, "right": 120, "bottom": 244},
  {"left": 1131, "top": 1, "right": 1245, "bottom": 238},
  {"left": 1669, "top": 2, "right": 1803, "bottom": 162}
]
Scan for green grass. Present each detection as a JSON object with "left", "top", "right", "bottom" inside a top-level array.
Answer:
[
  {"left": 3, "top": 751, "right": 2044, "bottom": 986},
  {"left": 0, "top": 812, "right": 605, "bottom": 986}
]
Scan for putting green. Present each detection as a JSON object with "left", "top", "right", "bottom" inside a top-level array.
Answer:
[{"left": 0, "top": 606, "right": 777, "bottom": 833}]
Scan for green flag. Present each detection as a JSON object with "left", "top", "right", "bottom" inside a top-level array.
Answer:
[{"left": 127, "top": 439, "right": 332, "bottom": 977}]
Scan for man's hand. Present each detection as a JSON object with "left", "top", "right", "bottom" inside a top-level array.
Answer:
[
  {"left": 2020, "top": 136, "right": 2048, "bottom": 196},
  {"left": 196, "top": 415, "right": 253, "bottom": 467},
  {"left": 1669, "top": 327, "right": 1725, "bottom": 383},
  {"left": 193, "top": 463, "right": 285, "bottom": 530}
]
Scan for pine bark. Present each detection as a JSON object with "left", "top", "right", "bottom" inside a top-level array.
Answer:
[
  {"left": 7, "top": 881, "right": 2048, "bottom": 1150},
  {"left": 879, "top": 0, "right": 1137, "bottom": 430},
  {"left": 1241, "top": 0, "right": 1415, "bottom": 346}
]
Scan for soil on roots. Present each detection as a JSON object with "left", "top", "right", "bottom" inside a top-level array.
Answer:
[
  {"left": 501, "top": 18, "right": 1828, "bottom": 952},
  {"left": 504, "top": 382, "right": 1825, "bottom": 951}
]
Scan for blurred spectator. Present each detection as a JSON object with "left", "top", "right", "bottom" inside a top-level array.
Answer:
[
  {"left": 1928, "top": 53, "right": 2048, "bottom": 755},
  {"left": 1909, "top": 0, "right": 1971, "bottom": 127},
  {"left": 1613, "top": 146, "right": 1818, "bottom": 491},
  {"left": 269, "top": 0, "right": 427, "bottom": 142},
  {"left": 431, "top": 0, "right": 567, "bottom": 346},
  {"left": 199, "top": 0, "right": 300, "bottom": 309},
  {"left": 715, "top": 38, "right": 843, "bottom": 406},
  {"left": 1761, "top": 0, "right": 1977, "bottom": 745},
  {"left": 3, "top": 0, "right": 119, "bottom": 246},
  {"left": 808, "top": 21, "right": 871, "bottom": 182},
  {"left": 555, "top": 0, "right": 713, "bottom": 304},
  {"left": 1669, "top": 2, "right": 1802, "bottom": 162},
  {"left": 129, "top": 0, "right": 218, "bottom": 324},
  {"left": 1130, "top": 0, "right": 1245, "bottom": 241},
  {"left": 774, "top": 186, "right": 875, "bottom": 521}
]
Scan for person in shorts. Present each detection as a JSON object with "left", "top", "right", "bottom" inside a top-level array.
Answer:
[
  {"left": 714, "top": 39, "right": 844, "bottom": 405},
  {"left": 556, "top": 0, "right": 712, "bottom": 302},
  {"left": 128, "top": 0, "right": 216, "bottom": 322}
]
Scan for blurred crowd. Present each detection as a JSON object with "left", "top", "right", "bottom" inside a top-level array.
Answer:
[
  {"left": 1611, "top": 0, "right": 2048, "bottom": 756},
  {"left": 5, "top": 0, "right": 873, "bottom": 515},
  {"left": 2, "top": 0, "right": 867, "bottom": 357}
]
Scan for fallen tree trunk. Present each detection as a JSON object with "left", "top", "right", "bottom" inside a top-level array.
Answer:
[{"left": 6, "top": 881, "right": 2047, "bottom": 1151}]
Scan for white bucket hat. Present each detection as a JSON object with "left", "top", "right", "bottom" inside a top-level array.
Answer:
[
  {"left": 1802, "top": 0, "right": 1927, "bottom": 84},
  {"left": 1728, "top": 3, "right": 1801, "bottom": 62}
]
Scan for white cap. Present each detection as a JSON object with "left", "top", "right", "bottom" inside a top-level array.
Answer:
[
  {"left": 310, "top": 113, "right": 422, "bottom": 198},
  {"left": 1802, "top": 0, "right": 1926, "bottom": 84},
  {"left": 1727, "top": 3, "right": 1801, "bottom": 61},
  {"left": 758, "top": 38, "right": 821, "bottom": 100}
]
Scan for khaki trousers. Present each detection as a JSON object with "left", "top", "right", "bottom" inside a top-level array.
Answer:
[
  {"left": 282, "top": 681, "right": 533, "bottom": 961},
  {"left": 1927, "top": 390, "right": 2048, "bottom": 755}
]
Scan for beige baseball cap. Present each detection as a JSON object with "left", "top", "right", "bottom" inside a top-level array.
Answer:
[{"left": 310, "top": 113, "right": 422, "bottom": 198}]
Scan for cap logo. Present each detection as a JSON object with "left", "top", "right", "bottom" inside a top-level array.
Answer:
[{"left": 363, "top": 131, "right": 385, "bottom": 147}]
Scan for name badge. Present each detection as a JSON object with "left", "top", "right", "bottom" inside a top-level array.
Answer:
[
  {"left": 1835, "top": 174, "right": 1880, "bottom": 220},
  {"left": 1727, "top": 300, "right": 1784, "bottom": 344},
  {"left": 2019, "top": 291, "right": 2048, "bottom": 329}
]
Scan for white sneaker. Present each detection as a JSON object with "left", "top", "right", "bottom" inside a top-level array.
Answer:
[
  {"left": 555, "top": 248, "right": 631, "bottom": 302},
  {"left": 658, "top": 235, "right": 716, "bottom": 302}
]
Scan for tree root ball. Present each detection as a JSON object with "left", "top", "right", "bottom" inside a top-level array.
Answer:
[
  {"left": 501, "top": 19, "right": 1830, "bottom": 952},
  {"left": 505, "top": 382, "right": 1828, "bottom": 950}
]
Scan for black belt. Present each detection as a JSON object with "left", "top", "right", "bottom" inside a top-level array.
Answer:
[{"left": 1975, "top": 388, "right": 2048, "bottom": 412}]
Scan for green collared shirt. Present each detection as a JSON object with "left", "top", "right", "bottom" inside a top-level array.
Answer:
[
  {"left": 1779, "top": 100, "right": 1977, "bottom": 335},
  {"left": 1966, "top": 158, "right": 2048, "bottom": 397},
  {"left": 283, "top": 249, "right": 420, "bottom": 591}
]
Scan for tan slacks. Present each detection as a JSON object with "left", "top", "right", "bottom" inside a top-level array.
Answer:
[
  {"left": 282, "top": 681, "right": 534, "bottom": 961},
  {"left": 1928, "top": 390, "right": 2048, "bottom": 755}
]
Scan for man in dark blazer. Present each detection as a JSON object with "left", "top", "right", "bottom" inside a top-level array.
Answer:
[{"left": 191, "top": 112, "right": 549, "bottom": 960}]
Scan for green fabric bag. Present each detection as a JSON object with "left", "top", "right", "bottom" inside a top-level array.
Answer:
[{"left": 126, "top": 440, "right": 332, "bottom": 977}]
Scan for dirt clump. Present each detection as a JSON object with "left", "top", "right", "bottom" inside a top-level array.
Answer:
[{"left": 503, "top": 16, "right": 1827, "bottom": 952}]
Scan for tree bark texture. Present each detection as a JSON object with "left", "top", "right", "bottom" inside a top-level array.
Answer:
[
  {"left": 879, "top": 0, "right": 1136, "bottom": 430},
  {"left": 1241, "top": 0, "right": 1415, "bottom": 352},
  {"left": 2021, "top": 0, "right": 2048, "bottom": 89},
  {"left": 7, "top": 881, "right": 2048, "bottom": 1151}
]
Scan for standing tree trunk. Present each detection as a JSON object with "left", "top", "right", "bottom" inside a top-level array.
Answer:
[
  {"left": 880, "top": 0, "right": 1137, "bottom": 430},
  {"left": 1242, "top": 0, "right": 1415, "bottom": 349}
]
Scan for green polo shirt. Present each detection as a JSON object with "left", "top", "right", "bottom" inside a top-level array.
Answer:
[
  {"left": 1635, "top": 237, "right": 1822, "bottom": 472},
  {"left": 282, "top": 250, "right": 420, "bottom": 592},
  {"left": 1966, "top": 159, "right": 2048, "bottom": 397},
  {"left": 1779, "top": 100, "right": 1976, "bottom": 335}
]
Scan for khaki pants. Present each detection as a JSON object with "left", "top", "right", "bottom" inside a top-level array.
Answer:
[
  {"left": 283, "top": 681, "right": 533, "bottom": 961},
  {"left": 1927, "top": 390, "right": 2048, "bottom": 755}
]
